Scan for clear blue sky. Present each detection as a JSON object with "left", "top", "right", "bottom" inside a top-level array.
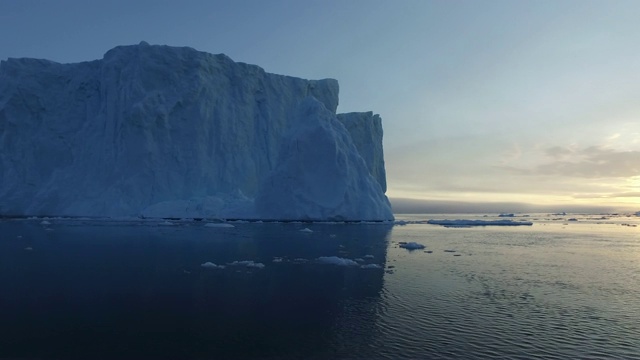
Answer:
[{"left": 2, "top": 0, "right": 640, "bottom": 210}]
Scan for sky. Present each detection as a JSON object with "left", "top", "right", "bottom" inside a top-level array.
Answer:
[{"left": 1, "top": 0, "right": 640, "bottom": 212}]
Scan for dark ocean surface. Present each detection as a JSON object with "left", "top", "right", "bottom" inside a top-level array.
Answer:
[{"left": 1, "top": 214, "right": 639, "bottom": 359}]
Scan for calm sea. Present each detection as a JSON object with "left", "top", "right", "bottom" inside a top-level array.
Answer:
[{"left": 1, "top": 214, "right": 639, "bottom": 359}]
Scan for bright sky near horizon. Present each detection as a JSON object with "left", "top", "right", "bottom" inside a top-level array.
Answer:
[{"left": 1, "top": 0, "right": 639, "bottom": 211}]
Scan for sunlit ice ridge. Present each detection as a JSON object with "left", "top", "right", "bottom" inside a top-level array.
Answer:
[{"left": 0, "top": 42, "right": 393, "bottom": 221}]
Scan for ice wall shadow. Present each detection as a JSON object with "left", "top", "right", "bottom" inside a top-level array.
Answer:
[{"left": 0, "top": 220, "right": 392, "bottom": 358}]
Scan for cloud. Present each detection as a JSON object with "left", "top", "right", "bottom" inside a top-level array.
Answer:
[
  {"left": 535, "top": 146, "right": 640, "bottom": 178},
  {"left": 571, "top": 192, "right": 640, "bottom": 199},
  {"left": 544, "top": 146, "right": 574, "bottom": 159}
]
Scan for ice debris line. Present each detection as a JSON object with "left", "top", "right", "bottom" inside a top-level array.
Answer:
[{"left": 0, "top": 42, "right": 393, "bottom": 221}]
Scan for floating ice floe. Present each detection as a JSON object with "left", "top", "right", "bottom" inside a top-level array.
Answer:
[
  {"left": 399, "top": 242, "right": 426, "bottom": 250},
  {"left": 299, "top": 228, "right": 313, "bottom": 233},
  {"left": 201, "top": 262, "right": 225, "bottom": 269},
  {"left": 360, "top": 263, "right": 382, "bottom": 269},
  {"left": 316, "top": 256, "right": 358, "bottom": 266},
  {"left": 40, "top": 220, "right": 51, "bottom": 225},
  {"left": 227, "top": 260, "right": 265, "bottom": 269},
  {"left": 272, "top": 257, "right": 284, "bottom": 263},
  {"left": 427, "top": 219, "right": 533, "bottom": 227},
  {"left": 364, "top": 254, "right": 374, "bottom": 259},
  {"left": 205, "top": 223, "right": 235, "bottom": 228}
]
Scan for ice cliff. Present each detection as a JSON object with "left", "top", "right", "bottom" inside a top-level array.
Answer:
[{"left": 0, "top": 42, "right": 393, "bottom": 221}]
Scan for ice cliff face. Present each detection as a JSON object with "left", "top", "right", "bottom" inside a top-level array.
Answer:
[{"left": 0, "top": 42, "right": 393, "bottom": 220}]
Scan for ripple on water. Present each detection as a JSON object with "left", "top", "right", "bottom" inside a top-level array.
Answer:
[{"left": 371, "top": 225, "right": 640, "bottom": 359}]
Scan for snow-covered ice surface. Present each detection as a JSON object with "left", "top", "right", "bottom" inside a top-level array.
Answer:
[{"left": 0, "top": 42, "right": 392, "bottom": 221}]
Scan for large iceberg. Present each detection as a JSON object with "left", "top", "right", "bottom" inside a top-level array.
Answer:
[{"left": 0, "top": 42, "right": 393, "bottom": 221}]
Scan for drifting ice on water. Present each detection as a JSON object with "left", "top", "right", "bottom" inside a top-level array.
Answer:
[{"left": 0, "top": 42, "right": 393, "bottom": 221}]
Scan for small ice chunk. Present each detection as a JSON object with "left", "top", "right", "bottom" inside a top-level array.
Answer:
[
  {"left": 40, "top": 220, "right": 51, "bottom": 225},
  {"left": 272, "top": 257, "right": 284, "bottom": 263},
  {"left": 227, "top": 260, "right": 265, "bottom": 269},
  {"left": 205, "top": 223, "right": 235, "bottom": 228},
  {"left": 360, "top": 264, "right": 382, "bottom": 269},
  {"left": 293, "top": 258, "right": 308, "bottom": 263},
  {"left": 316, "top": 256, "right": 358, "bottom": 266},
  {"left": 364, "top": 254, "right": 374, "bottom": 259},
  {"left": 399, "top": 242, "right": 425, "bottom": 250},
  {"left": 355, "top": 258, "right": 365, "bottom": 262},
  {"left": 159, "top": 221, "right": 174, "bottom": 226},
  {"left": 299, "top": 228, "right": 313, "bottom": 233},
  {"left": 201, "top": 262, "right": 225, "bottom": 269}
]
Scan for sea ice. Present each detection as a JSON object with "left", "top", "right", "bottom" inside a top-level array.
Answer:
[
  {"left": 360, "top": 264, "right": 382, "bottom": 269},
  {"left": 205, "top": 223, "right": 235, "bottom": 228},
  {"left": 201, "top": 262, "right": 225, "bottom": 269},
  {"left": 227, "top": 260, "right": 265, "bottom": 269},
  {"left": 399, "top": 242, "right": 426, "bottom": 250},
  {"left": 316, "top": 256, "right": 359, "bottom": 266}
]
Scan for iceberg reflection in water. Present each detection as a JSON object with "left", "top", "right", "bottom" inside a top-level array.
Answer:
[
  {"left": 1, "top": 214, "right": 640, "bottom": 359},
  {"left": 0, "top": 219, "right": 391, "bottom": 359}
]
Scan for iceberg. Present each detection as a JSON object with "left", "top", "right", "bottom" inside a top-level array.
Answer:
[{"left": 0, "top": 42, "right": 393, "bottom": 221}]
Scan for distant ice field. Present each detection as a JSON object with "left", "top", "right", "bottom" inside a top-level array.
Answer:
[{"left": 1, "top": 214, "right": 638, "bottom": 359}]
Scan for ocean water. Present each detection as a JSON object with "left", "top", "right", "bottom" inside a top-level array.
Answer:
[{"left": 1, "top": 214, "right": 639, "bottom": 359}]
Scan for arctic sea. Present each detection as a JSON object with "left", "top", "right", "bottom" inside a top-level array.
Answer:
[{"left": 1, "top": 214, "right": 639, "bottom": 359}]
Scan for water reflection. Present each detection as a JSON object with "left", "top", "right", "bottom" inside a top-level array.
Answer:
[{"left": 0, "top": 220, "right": 392, "bottom": 358}]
